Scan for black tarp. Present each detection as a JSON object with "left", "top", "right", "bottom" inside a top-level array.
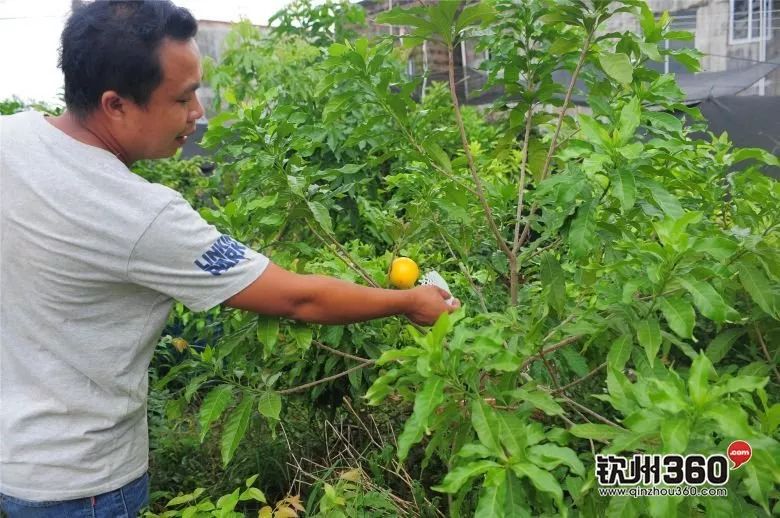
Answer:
[{"left": 693, "top": 95, "right": 780, "bottom": 179}]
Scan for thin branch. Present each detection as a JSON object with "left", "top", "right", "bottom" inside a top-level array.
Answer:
[
  {"left": 543, "top": 314, "right": 577, "bottom": 343},
  {"left": 512, "top": 102, "right": 535, "bottom": 255},
  {"left": 372, "top": 93, "right": 477, "bottom": 196},
  {"left": 558, "top": 393, "right": 625, "bottom": 430},
  {"left": 447, "top": 43, "right": 516, "bottom": 272},
  {"left": 552, "top": 362, "right": 607, "bottom": 394},
  {"left": 755, "top": 324, "right": 780, "bottom": 384},
  {"left": 516, "top": 29, "right": 596, "bottom": 251},
  {"left": 510, "top": 102, "right": 535, "bottom": 304},
  {"left": 520, "top": 335, "right": 581, "bottom": 371},
  {"left": 306, "top": 220, "right": 379, "bottom": 287},
  {"left": 314, "top": 340, "right": 371, "bottom": 363},
  {"left": 436, "top": 225, "right": 489, "bottom": 312},
  {"left": 539, "top": 29, "right": 594, "bottom": 184},
  {"left": 541, "top": 354, "right": 560, "bottom": 388},
  {"left": 278, "top": 361, "right": 374, "bottom": 395},
  {"left": 522, "top": 237, "right": 563, "bottom": 264}
]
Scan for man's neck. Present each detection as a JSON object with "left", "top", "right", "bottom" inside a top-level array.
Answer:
[{"left": 47, "top": 111, "right": 131, "bottom": 165}]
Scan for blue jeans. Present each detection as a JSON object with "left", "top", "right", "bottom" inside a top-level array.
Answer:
[{"left": 0, "top": 472, "right": 148, "bottom": 518}]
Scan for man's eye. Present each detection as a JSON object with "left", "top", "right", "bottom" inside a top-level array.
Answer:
[{"left": 177, "top": 99, "right": 189, "bottom": 104}]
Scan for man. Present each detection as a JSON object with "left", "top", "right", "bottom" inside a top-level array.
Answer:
[{"left": 0, "top": 1, "right": 457, "bottom": 516}]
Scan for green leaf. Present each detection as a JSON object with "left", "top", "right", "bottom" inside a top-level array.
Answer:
[
  {"left": 599, "top": 53, "right": 633, "bottom": 84},
  {"left": 198, "top": 384, "right": 234, "bottom": 442},
  {"left": 246, "top": 194, "right": 279, "bottom": 212},
  {"left": 307, "top": 201, "right": 333, "bottom": 234},
  {"left": 607, "top": 335, "right": 633, "bottom": 371},
  {"left": 569, "top": 423, "right": 625, "bottom": 441},
  {"left": 678, "top": 277, "right": 737, "bottom": 323},
  {"left": 258, "top": 391, "right": 282, "bottom": 421},
  {"left": 609, "top": 168, "right": 636, "bottom": 211},
  {"left": 291, "top": 324, "right": 313, "bottom": 350},
  {"left": 660, "top": 415, "right": 690, "bottom": 453},
  {"left": 457, "top": 443, "right": 494, "bottom": 459},
  {"left": 397, "top": 376, "right": 445, "bottom": 461},
  {"left": 239, "top": 487, "right": 267, "bottom": 503},
  {"left": 738, "top": 262, "right": 778, "bottom": 317},
  {"left": 577, "top": 114, "right": 611, "bottom": 148},
  {"left": 540, "top": 252, "right": 566, "bottom": 315},
  {"left": 645, "top": 181, "right": 684, "bottom": 218},
  {"left": 511, "top": 387, "right": 564, "bottom": 416},
  {"left": 692, "top": 236, "right": 738, "bottom": 261},
  {"left": 504, "top": 471, "right": 531, "bottom": 518},
  {"left": 221, "top": 395, "right": 254, "bottom": 466},
  {"left": 336, "top": 163, "right": 364, "bottom": 175},
  {"left": 455, "top": 2, "right": 496, "bottom": 33},
  {"left": 432, "top": 460, "right": 501, "bottom": 494},
  {"left": 328, "top": 43, "right": 349, "bottom": 57},
  {"left": 706, "top": 328, "right": 745, "bottom": 364},
  {"left": 732, "top": 147, "right": 780, "bottom": 166},
  {"left": 635, "top": 317, "right": 662, "bottom": 366},
  {"left": 744, "top": 463, "right": 772, "bottom": 515},
  {"left": 256, "top": 316, "right": 279, "bottom": 357},
  {"left": 714, "top": 374, "right": 767, "bottom": 397},
  {"left": 497, "top": 414, "right": 528, "bottom": 460},
  {"left": 216, "top": 488, "right": 240, "bottom": 513},
  {"left": 167, "top": 490, "right": 202, "bottom": 507},
  {"left": 424, "top": 141, "right": 452, "bottom": 174},
  {"left": 511, "top": 463, "right": 563, "bottom": 505},
  {"left": 474, "top": 474, "right": 508, "bottom": 518},
  {"left": 638, "top": 41, "right": 662, "bottom": 60},
  {"left": 527, "top": 444, "right": 585, "bottom": 476},
  {"left": 617, "top": 97, "right": 641, "bottom": 144},
  {"left": 569, "top": 200, "right": 597, "bottom": 259},
  {"left": 645, "top": 112, "right": 682, "bottom": 133},
  {"left": 659, "top": 296, "right": 695, "bottom": 339},
  {"left": 471, "top": 399, "right": 502, "bottom": 454},
  {"left": 688, "top": 353, "right": 716, "bottom": 407},
  {"left": 560, "top": 347, "right": 589, "bottom": 378}
]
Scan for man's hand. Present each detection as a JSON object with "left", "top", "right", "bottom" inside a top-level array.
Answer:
[{"left": 405, "top": 285, "right": 460, "bottom": 326}]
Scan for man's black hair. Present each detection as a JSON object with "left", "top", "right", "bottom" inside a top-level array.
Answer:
[{"left": 59, "top": 0, "right": 197, "bottom": 117}]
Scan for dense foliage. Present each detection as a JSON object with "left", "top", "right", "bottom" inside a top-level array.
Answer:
[
  {"left": 146, "top": 0, "right": 779, "bottom": 516},
  {"left": 5, "top": 0, "right": 778, "bottom": 516}
]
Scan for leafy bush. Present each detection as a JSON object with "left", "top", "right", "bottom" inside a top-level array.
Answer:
[{"left": 147, "top": 0, "right": 779, "bottom": 515}]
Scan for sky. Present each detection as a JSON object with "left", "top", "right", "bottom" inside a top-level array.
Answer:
[{"left": 0, "top": 0, "right": 295, "bottom": 103}]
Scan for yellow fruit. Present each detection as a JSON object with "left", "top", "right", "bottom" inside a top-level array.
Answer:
[
  {"left": 171, "top": 337, "right": 189, "bottom": 352},
  {"left": 389, "top": 257, "right": 419, "bottom": 289}
]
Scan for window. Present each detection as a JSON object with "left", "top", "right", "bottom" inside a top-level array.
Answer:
[{"left": 730, "top": 0, "right": 773, "bottom": 43}]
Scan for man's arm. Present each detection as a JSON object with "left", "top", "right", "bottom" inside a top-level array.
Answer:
[{"left": 225, "top": 262, "right": 458, "bottom": 326}]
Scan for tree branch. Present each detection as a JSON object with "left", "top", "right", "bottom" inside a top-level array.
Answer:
[
  {"left": 520, "top": 335, "right": 581, "bottom": 371},
  {"left": 558, "top": 393, "right": 625, "bottom": 430},
  {"left": 314, "top": 340, "right": 372, "bottom": 363},
  {"left": 755, "top": 324, "right": 780, "bottom": 384},
  {"left": 306, "top": 220, "right": 380, "bottom": 288},
  {"left": 447, "top": 42, "right": 516, "bottom": 278},
  {"left": 516, "top": 28, "right": 596, "bottom": 250},
  {"left": 278, "top": 361, "right": 375, "bottom": 395},
  {"left": 552, "top": 362, "right": 607, "bottom": 394}
]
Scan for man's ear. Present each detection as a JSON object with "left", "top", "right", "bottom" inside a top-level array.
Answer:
[{"left": 100, "top": 91, "right": 126, "bottom": 121}]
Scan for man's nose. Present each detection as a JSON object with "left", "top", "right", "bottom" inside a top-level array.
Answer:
[{"left": 190, "top": 94, "right": 205, "bottom": 121}]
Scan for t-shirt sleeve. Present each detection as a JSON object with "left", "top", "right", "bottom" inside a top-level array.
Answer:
[{"left": 127, "top": 195, "right": 270, "bottom": 312}]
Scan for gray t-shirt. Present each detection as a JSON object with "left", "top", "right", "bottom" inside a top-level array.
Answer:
[{"left": 0, "top": 111, "right": 269, "bottom": 501}]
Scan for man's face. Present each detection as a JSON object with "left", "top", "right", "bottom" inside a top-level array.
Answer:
[{"left": 122, "top": 38, "right": 204, "bottom": 161}]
